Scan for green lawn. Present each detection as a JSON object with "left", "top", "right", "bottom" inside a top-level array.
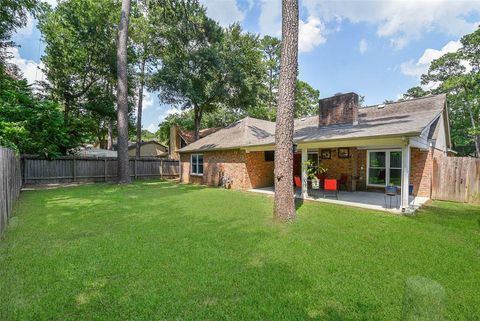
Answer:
[{"left": 0, "top": 181, "right": 479, "bottom": 321}]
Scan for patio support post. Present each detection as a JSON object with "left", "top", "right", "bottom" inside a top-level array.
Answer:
[
  {"left": 401, "top": 142, "right": 411, "bottom": 211},
  {"left": 301, "top": 148, "right": 308, "bottom": 199}
]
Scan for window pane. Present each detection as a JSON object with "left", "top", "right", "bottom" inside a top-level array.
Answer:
[
  {"left": 390, "top": 168, "right": 401, "bottom": 186},
  {"left": 191, "top": 155, "right": 197, "bottom": 174},
  {"left": 307, "top": 153, "right": 319, "bottom": 167},
  {"left": 198, "top": 154, "right": 203, "bottom": 165},
  {"left": 264, "top": 151, "right": 274, "bottom": 161},
  {"left": 390, "top": 151, "right": 402, "bottom": 168},
  {"left": 198, "top": 164, "right": 203, "bottom": 174},
  {"left": 369, "top": 152, "right": 385, "bottom": 168},
  {"left": 369, "top": 168, "right": 386, "bottom": 185}
]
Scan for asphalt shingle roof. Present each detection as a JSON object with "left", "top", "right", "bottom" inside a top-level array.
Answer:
[{"left": 179, "top": 94, "right": 446, "bottom": 153}]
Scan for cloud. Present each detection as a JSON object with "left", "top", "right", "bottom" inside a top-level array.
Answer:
[
  {"left": 256, "top": 0, "right": 480, "bottom": 50},
  {"left": 15, "top": 15, "right": 35, "bottom": 37},
  {"left": 6, "top": 47, "right": 44, "bottom": 84},
  {"left": 200, "top": 0, "right": 245, "bottom": 27},
  {"left": 359, "top": 38, "right": 367, "bottom": 54},
  {"left": 143, "top": 91, "right": 154, "bottom": 110},
  {"left": 43, "top": 0, "right": 58, "bottom": 6},
  {"left": 400, "top": 40, "right": 462, "bottom": 78},
  {"left": 146, "top": 123, "right": 157, "bottom": 133},
  {"left": 299, "top": 16, "right": 327, "bottom": 53},
  {"left": 259, "top": 0, "right": 281, "bottom": 36},
  {"left": 302, "top": 0, "right": 480, "bottom": 49}
]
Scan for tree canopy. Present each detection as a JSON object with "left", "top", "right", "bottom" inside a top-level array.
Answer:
[{"left": 404, "top": 26, "right": 480, "bottom": 156}]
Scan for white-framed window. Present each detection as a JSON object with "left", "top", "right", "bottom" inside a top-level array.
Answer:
[
  {"left": 367, "top": 150, "right": 402, "bottom": 187},
  {"left": 191, "top": 154, "right": 203, "bottom": 176}
]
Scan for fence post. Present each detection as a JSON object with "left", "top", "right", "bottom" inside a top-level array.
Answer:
[
  {"left": 73, "top": 156, "right": 77, "bottom": 182},
  {"left": 134, "top": 159, "right": 138, "bottom": 180},
  {"left": 23, "top": 156, "right": 27, "bottom": 186},
  {"left": 104, "top": 158, "right": 108, "bottom": 182},
  {"left": 160, "top": 159, "right": 163, "bottom": 179}
]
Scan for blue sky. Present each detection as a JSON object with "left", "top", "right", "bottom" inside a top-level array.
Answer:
[{"left": 10, "top": 0, "right": 480, "bottom": 133}]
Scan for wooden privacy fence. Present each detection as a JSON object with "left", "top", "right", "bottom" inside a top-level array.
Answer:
[
  {"left": 22, "top": 155, "right": 179, "bottom": 185},
  {"left": 0, "top": 147, "right": 22, "bottom": 236},
  {"left": 432, "top": 157, "right": 480, "bottom": 203}
]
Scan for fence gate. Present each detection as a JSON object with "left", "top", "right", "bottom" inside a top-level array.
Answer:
[{"left": 432, "top": 157, "right": 480, "bottom": 203}]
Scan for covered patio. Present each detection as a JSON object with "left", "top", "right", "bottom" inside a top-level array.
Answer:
[
  {"left": 249, "top": 186, "right": 429, "bottom": 214},
  {"left": 245, "top": 133, "right": 432, "bottom": 214}
]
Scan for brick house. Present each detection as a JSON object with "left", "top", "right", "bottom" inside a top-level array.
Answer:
[{"left": 179, "top": 93, "right": 451, "bottom": 210}]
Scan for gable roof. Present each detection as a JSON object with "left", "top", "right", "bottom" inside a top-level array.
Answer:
[
  {"left": 179, "top": 94, "right": 447, "bottom": 153},
  {"left": 179, "top": 117, "right": 275, "bottom": 152},
  {"left": 128, "top": 140, "right": 167, "bottom": 150},
  {"left": 177, "top": 127, "right": 221, "bottom": 144}
]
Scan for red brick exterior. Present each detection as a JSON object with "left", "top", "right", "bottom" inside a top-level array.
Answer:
[
  {"left": 181, "top": 146, "right": 442, "bottom": 198},
  {"left": 409, "top": 147, "right": 447, "bottom": 197},
  {"left": 180, "top": 150, "right": 274, "bottom": 189},
  {"left": 319, "top": 93, "right": 359, "bottom": 126}
]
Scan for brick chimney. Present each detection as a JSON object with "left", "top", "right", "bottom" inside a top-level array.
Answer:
[{"left": 319, "top": 92, "right": 359, "bottom": 126}]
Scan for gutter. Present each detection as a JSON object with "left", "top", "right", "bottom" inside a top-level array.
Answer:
[{"left": 178, "top": 131, "right": 422, "bottom": 154}]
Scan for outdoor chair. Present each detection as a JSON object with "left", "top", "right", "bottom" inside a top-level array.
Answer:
[
  {"left": 384, "top": 185, "right": 399, "bottom": 209},
  {"left": 293, "top": 175, "right": 302, "bottom": 188},
  {"left": 339, "top": 174, "right": 349, "bottom": 191},
  {"left": 323, "top": 179, "right": 338, "bottom": 199}
]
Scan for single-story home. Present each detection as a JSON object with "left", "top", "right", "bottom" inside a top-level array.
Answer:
[
  {"left": 178, "top": 92, "right": 451, "bottom": 210},
  {"left": 127, "top": 140, "right": 168, "bottom": 158}
]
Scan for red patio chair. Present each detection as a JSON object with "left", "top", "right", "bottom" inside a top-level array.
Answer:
[
  {"left": 293, "top": 175, "right": 302, "bottom": 188},
  {"left": 323, "top": 179, "right": 338, "bottom": 199}
]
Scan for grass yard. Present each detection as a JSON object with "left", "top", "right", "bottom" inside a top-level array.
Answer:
[{"left": 0, "top": 181, "right": 479, "bottom": 321}]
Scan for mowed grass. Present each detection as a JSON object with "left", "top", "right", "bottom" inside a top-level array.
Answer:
[{"left": 0, "top": 181, "right": 479, "bottom": 321}]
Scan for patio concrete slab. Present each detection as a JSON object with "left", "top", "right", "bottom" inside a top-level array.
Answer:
[{"left": 248, "top": 186, "right": 429, "bottom": 214}]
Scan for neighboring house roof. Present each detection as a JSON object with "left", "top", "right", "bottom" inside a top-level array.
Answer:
[
  {"left": 76, "top": 148, "right": 118, "bottom": 157},
  {"left": 179, "top": 94, "right": 447, "bottom": 153},
  {"left": 127, "top": 140, "right": 167, "bottom": 150},
  {"left": 177, "top": 127, "right": 221, "bottom": 144}
]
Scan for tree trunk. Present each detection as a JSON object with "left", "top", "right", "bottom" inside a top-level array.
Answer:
[
  {"left": 116, "top": 0, "right": 131, "bottom": 184},
  {"left": 107, "top": 119, "right": 113, "bottom": 150},
  {"left": 273, "top": 0, "right": 298, "bottom": 221},
  {"left": 136, "top": 57, "right": 146, "bottom": 159},
  {"left": 474, "top": 135, "right": 480, "bottom": 158},
  {"left": 463, "top": 87, "right": 480, "bottom": 157},
  {"left": 193, "top": 105, "right": 202, "bottom": 141}
]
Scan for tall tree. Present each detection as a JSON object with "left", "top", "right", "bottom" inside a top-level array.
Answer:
[
  {"left": 257, "top": 35, "right": 319, "bottom": 121},
  {"left": 273, "top": 0, "right": 298, "bottom": 221},
  {"left": 38, "top": 0, "right": 120, "bottom": 152},
  {"left": 417, "top": 27, "right": 480, "bottom": 156},
  {"left": 1, "top": 67, "right": 68, "bottom": 157},
  {"left": 131, "top": 0, "right": 155, "bottom": 158},
  {"left": 0, "top": 0, "right": 38, "bottom": 66},
  {"left": 149, "top": 2, "right": 264, "bottom": 140},
  {"left": 402, "top": 86, "right": 428, "bottom": 99},
  {"left": 116, "top": 0, "right": 132, "bottom": 183}
]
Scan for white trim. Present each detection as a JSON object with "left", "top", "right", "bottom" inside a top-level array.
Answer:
[
  {"left": 301, "top": 148, "right": 308, "bottom": 199},
  {"left": 366, "top": 149, "right": 402, "bottom": 187},
  {"left": 190, "top": 153, "right": 204, "bottom": 176},
  {"left": 401, "top": 143, "right": 411, "bottom": 210}
]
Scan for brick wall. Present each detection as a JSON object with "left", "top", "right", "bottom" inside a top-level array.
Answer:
[
  {"left": 180, "top": 147, "right": 439, "bottom": 198},
  {"left": 319, "top": 93, "right": 359, "bottom": 126},
  {"left": 410, "top": 147, "right": 446, "bottom": 197},
  {"left": 180, "top": 150, "right": 274, "bottom": 189}
]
